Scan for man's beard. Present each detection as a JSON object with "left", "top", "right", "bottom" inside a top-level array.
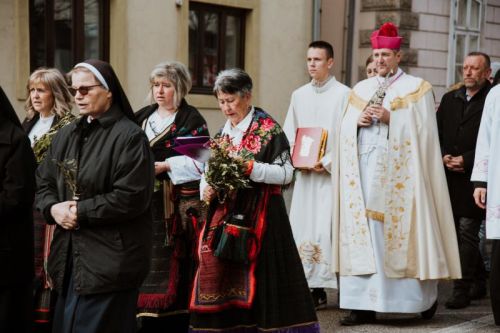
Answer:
[{"left": 464, "top": 78, "right": 486, "bottom": 89}]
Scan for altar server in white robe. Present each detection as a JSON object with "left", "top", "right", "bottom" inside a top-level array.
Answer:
[
  {"left": 332, "top": 22, "right": 461, "bottom": 325},
  {"left": 471, "top": 84, "right": 500, "bottom": 326},
  {"left": 284, "top": 41, "right": 350, "bottom": 308}
]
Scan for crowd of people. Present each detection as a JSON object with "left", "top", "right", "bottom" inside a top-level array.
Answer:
[{"left": 1, "top": 21, "right": 500, "bottom": 333}]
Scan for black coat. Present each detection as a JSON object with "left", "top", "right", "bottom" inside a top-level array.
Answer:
[
  {"left": 0, "top": 115, "right": 37, "bottom": 286},
  {"left": 436, "top": 83, "right": 490, "bottom": 219},
  {"left": 36, "top": 105, "right": 155, "bottom": 295}
]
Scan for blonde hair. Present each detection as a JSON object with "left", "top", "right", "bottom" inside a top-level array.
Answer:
[
  {"left": 24, "top": 68, "right": 73, "bottom": 120},
  {"left": 147, "top": 61, "right": 192, "bottom": 107}
]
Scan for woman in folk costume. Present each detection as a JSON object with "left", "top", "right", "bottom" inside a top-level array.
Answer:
[
  {"left": 22, "top": 68, "right": 74, "bottom": 332},
  {"left": 0, "top": 86, "right": 37, "bottom": 333},
  {"left": 135, "top": 61, "right": 208, "bottom": 332},
  {"left": 189, "top": 68, "right": 319, "bottom": 333},
  {"left": 332, "top": 23, "right": 461, "bottom": 325},
  {"left": 471, "top": 84, "right": 500, "bottom": 325}
]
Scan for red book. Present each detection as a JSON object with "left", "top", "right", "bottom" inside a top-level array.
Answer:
[{"left": 291, "top": 127, "right": 328, "bottom": 169}]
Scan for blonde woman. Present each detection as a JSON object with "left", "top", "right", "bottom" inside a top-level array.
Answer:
[
  {"left": 22, "top": 67, "right": 74, "bottom": 332},
  {"left": 23, "top": 68, "right": 74, "bottom": 163}
]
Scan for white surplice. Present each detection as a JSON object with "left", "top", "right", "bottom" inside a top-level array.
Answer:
[
  {"left": 283, "top": 77, "right": 350, "bottom": 289},
  {"left": 471, "top": 85, "right": 500, "bottom": 239},
  {"left": 334, "top": 69, "right": 461, "bottom": 312}
]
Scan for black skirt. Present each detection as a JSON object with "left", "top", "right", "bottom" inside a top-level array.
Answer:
[
  {"left": 189, "top": 194, "right": 319, "bottom": 333},
  {"left": 138, "top": 182, "right": 205, "bottom": 332}
]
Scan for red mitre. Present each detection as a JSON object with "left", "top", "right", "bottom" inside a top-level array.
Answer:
[{"left": 370, "top": 22, "right": 403, "bottom": 50}]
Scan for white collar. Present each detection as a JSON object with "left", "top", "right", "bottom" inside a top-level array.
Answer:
[
  {"left": 376, "top": 67, "right": 404, "bottom": 82},
  {"left": 311, "top": 76, "right": 337, "bottom": 94},
  {"left": 39, "top": 113, "right": 55, "bottom": 122}
]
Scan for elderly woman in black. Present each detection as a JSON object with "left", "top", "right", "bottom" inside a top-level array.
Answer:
[
  {"left": 36, "top": 59, "right": 154, "bottom": 333},
  {"left": 189, "top": 69, "right": 319, "bottom": 333},
  {"left": 135, "top": 61, "right": 208, "bottom": 332},
  {"left": 22, "top": 68, "right": 74, "bottom": 332},
  {"left": 0, "top": 86, "right": 37, "bottom": 333}
]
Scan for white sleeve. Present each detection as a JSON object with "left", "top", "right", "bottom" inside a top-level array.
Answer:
[
  {"left": 249, "top": 151, "right": 294, "bottom": 185},
  {"left": 199, "top": 169, "right": 208, "bottom": 200},
  {"left": 471, "top": 90, "right": 494, "bottom": 183},
  {"left": 167, "top": 155, "right": 203, "bottom": 185}
]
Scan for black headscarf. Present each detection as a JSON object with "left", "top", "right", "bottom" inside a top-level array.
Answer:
[
  {"left": 0, "top": 86, "right": 22, "bottom": 128},
  {"left": 74, "top": 59, "right": 135, "bottom": 121}
]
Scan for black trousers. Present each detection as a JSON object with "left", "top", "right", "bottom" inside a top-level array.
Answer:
[
  {"left": 52, "top": 271, "right": 138, "bottom": 333},
  {"left": 0, "top": 282, "right": 33, "bottom": 333},
  {"left": 491, "top": 240, "right": 500, "bottom": 325},
  {"left": 454, "top": 217, "right": 486, "bottom": 292}
]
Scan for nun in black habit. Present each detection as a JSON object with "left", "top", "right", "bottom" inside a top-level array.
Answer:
[
  {"left": 36, "top": 60, "right": 155, "bottom": 333},
  {"left": 0, "top": 87, "right": 37, "bottom": 333}
]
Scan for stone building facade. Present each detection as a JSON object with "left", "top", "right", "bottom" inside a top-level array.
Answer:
[
  {"left": 320, "top": 0, "right": 500, "bottom": 100},
  {"left": 1, "top": 0, "right": 500, "bottom": 129}
]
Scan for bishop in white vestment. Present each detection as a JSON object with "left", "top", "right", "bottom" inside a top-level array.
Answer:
[
  {"left": 284, "top": 42, "right": 350, "bottom": 300},
  {"left": 331, "top": 23, "right": 461, "bottom": 325}
]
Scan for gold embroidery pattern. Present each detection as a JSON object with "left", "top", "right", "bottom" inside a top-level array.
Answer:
[
  {"left": 199, "top": 288, "right": 246, "bottom": 301},
  {"left": 385, "top": 137, "right": 413, "bottom": 253},
  {"left": 341, "top": 135, "right": 370, "bottom": 246},
  {"left": 366, "top": 209, "right": 384, "bottom": 222},
  {"left": 390, "top": 80, "right": 433, "bottom": 111},
  {"left": 348, "top": 91, "right": 369, "bottom": 111},
  {"left": 298, "top": 241, "right": 325, "bottom": 264}
]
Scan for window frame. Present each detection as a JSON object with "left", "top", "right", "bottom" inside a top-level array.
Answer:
[
  {"left": 447, "top": 0, "right": 484, "bottom": 86},
  {"left": 29, "top": 0, "right": 110, "bottom": 73},
  {"left": 189, "top": 2, "right": 246, "bottom": 95}
]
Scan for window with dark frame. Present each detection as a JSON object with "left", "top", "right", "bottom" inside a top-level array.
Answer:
[
  {"left": 29, "top": 0, "right": 110, "bottom": 74},
  {"left": 189, "top": 2, "right": 246, "bottom": 94},
  {"left": 448, "top": 0, "right": 483, "bottom": 85}
]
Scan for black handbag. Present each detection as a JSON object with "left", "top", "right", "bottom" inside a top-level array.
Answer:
[{"left": 212, "top": 213, "right": 255, "bottom": 263}]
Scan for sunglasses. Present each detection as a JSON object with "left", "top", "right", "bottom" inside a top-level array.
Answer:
[{"left": 69, "top": 84, "right": 102, "bottom": 96}]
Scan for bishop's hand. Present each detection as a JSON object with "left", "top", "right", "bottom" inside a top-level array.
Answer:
[
  {"left": 366, "top": 105, "right": 390, "bottom": 125},
  {"left": 357, "top": 110, "right": 372, "bottom": 128}
]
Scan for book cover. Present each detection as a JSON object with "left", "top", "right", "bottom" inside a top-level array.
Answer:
[
  {"left": 291, "top": 127, "right": 328, "bottom": 169},
  {"left": 173, "top": 136, "right": 211, "bottom": 162}
]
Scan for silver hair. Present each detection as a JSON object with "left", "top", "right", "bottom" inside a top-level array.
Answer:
[
  {"left": 148, "top": 61, "right": 192, "bottom": 107},
  {"left": 213, "top": 68, "right": 253, "bottom": 97}
]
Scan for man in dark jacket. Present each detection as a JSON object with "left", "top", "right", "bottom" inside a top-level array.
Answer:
[
  {"left": 437, "top": 52, "right": 492, "bottom": 309},
  {"left": 0, "top": 87, "right": 37, "bottom": 333},
  {"left": 36, "top": 60, "right": 154, "bottom": 333}
]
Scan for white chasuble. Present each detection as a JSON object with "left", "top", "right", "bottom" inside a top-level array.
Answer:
[
  {"left": 332, "top": 71, "right": 461, "bottom": 312},
  {"left": 471, "top": 85, "right": 500, "bottom": 239},
  {"left": 284, "top": 77, "right": 350, "bottom": 288}
]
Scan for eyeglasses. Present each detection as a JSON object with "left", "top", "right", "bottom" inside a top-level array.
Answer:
[{"left": 69, "top": 84, "right": 102, "bottom": 96}]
